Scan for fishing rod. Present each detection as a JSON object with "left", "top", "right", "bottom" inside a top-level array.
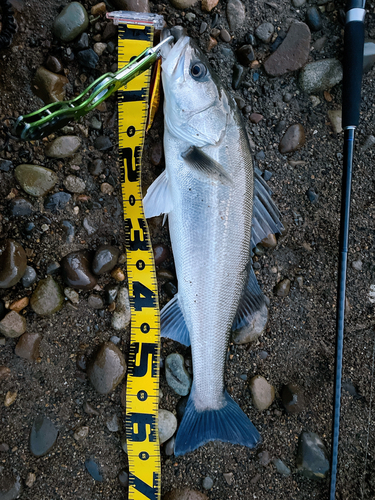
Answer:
[{"left": 330, "top": 1, "right": 366, "bottom": 498}]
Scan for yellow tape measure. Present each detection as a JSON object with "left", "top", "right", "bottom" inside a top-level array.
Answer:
[{"left": 117, "top": 23, "right": 161, "bottom": 500}]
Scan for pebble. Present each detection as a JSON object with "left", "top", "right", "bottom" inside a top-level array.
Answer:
[
  {"left": 0, "top": 239, "right": 27, "bottom": 288},
  {"left": 352, "top": 259, "right": 362, "bottom": 271},
  {"left": 223, "top": 472, "right": 234, "bottom": 485},
  {"left": 100, "top": 182, "right": 114, "bottom": 195},
  {"left": 32, "top": 67, "right": 69, "bottom": 103},
  {"left": 106, "top": 414, "right": 121, "bottom": 432},
  {"left": 0, "top": 366, "right": 11, "bottom": 381},
  {"left": 45, "top": 136, "right": 81, "bottom": 158},
  {"left": 153, "top": 244, "right": 169, "bottom": 266},
  {"left": 15, "top": 333, "right": 41, "bottom": 361},
  {"left": 111, "top": 267, "right": 125, "bottom": 282},
  {"left": 165, "top": 353, "right": 192, "bottom": 396},
  {"left": 274, "top": 278, "right": 291, "bottom": 297},
  {"left": 163, "top": 489, "right": 208, "bottom": 500},
  {"left": 9, "top": 197, "right": 34, "bottom": 217},
  {"left": 104, "top": 284, "right": 118, "bottom": 304},
  {"left": 220, "top": 28, "right": 231, "bottom": 43},
  {"left": 63, "top": 175, "right": 86, "bottom": 193},
  {"left": 0, "top": 311, "right": 27, "bottom": 338},
  {"left": 118, "top": 469, "right": 129, "bottom": 487},
  {"left": 306, "top": 7, "right": 322, "bottom": 32},
  {"left": 299, "top": 59, "right": 343, "bottom": 94},
  {"left": 364, "top": 40, "right": 375, "bottom": 73},
  {"left": 76, "top": 32, "right": 89, "bottom": 50},
  {"left": 264, "top": 22, "right": 310, "bottom": 76},
  {"left": 232, "top": 300, "right": 268, "bottom": 344},
  {"left": 281, "top": 383, "right": 305, "bottom": 413},
  {"left": 0, "top": 159, "right": 13, "bottom": 172},
  {"left": 261, "top": 233, "right": 277, "bottom": 248},
  {"left": 279, "top": 124, "right": 306, "bottom": 154},
  {"left": 83, "top": 216, "right": 97, "bottom": 236},
  {"left": 85, "top": 458, "right": 103, "bottom": 481},
  {"left": 201, "top": 0, "right": 218, "bottom": 12},
  {"left": 25, "top": 472, "right": 36, "bottom": 488},
  {"left": 185, "top": 13, "right": 196, "bottom": 22},
  {"left": 46, "top": 261, "right": 60, "bottom": 275},
  {"left": 232, "top": 63, "right": 246, "bottom": 90},
  {"left": 165, "top": 435, "right": 175, "bottom": 456},
  {"left": 92, "top": 246, "right": 120, "bottom": 275},
  {"left": 90, "top": 116, "right": 102, "bottom": 131},
  {"left": 21, "top": 266, "right": 37, "bottom": 287},
  {"left": 44, "top": 192, "right": 72, "bottom": 213},
  {"left": 93, "top": 42, "right": 107, "bottom": 56},
  {"left": 226, "top": 0, "right": 246, "bottom": 31},
  {"left": 91, "top": 2, "right": 106, "bottom": 15},
  {"left": 30, "top": 415, "right": 59, "bottom": 457},
  {"left": 46, "top": 55, "right": 62, "bottom": 74},
  {"left": 5, "top": 391, "right": 17, "bottom": 406},
  {"left": 94, "top": 135, "right": 112, "bottom": 150},
  {"left": 0, "top": 472, "right": 23, "bottom": 499},
  {"left": 169, "top": 0, "right": 197, "bottom": 8},
  {"left": 307, "top": 187, "right": 318, "bottom": 203},
  {"left": 159, "top": 409, "right": 177, "bottom": 444},
  {"left": 87, "top": 341, "right": 126, "bottom": 394},
  {"left": 87, "top": 295, "right": 104, "bottom": 309},
  {"left": 61, "top": 251, "right": 97, "bottom": 290},
  {"left": 207, "top": 36, "right": 218, "bottom": 52},
  {"left": 84, "top": 401, "right": 100, "bottom": 415},
  {"left": 255, "top": 22, "right": 274, "bottom": 43},
  {"left": 258, "top": 449, "right": 271, "bottom": 466},
  {"left": 292, "top": 0, "right": 306, "bottom": 6},
  {"left": 273, "top": 458, "right": 291, "bottom": 476},
  {"left": 249, "top": 375, "right": 275, "bottom": 410},
  {"left": 327, "top": 109, "right": 342, "bottom": 134},
  {"left": 237, "top": 44, "right": 255, "bottom": 66},
  {"left": 74, "top": 426, "right": 89, "bottom": 440},
  {"left": 30, "top": 276, "right": 64, "bottom": 316},
  {"left": 89, "top": 158, "right": 105, "bottom": 175},
  {"left": 250, "top": 113, "right": 263, "bottom": 124},
  {"left": 202, "top": 477, "right": 214, "bottom": 490},
  {"left": 53, "top": 2, "right": 89, "bottom": 42},
  {"left": 296, "top": 431, "right": 330, "bottom": 480},
  {"left": 111, "top": 287, "right": 131, "bottom": 330},
  {"left": 77, "top": 48, "right": 99, "bottom": 69},
  {"left": 15, "top": 164, "right": 57, "bottom": 197}
]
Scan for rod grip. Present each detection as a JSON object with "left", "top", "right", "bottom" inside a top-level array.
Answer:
[{"left": 342, "top": 18, "right": 365, "bottom": 128}]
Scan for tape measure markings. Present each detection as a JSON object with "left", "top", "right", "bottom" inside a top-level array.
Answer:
[{"left": 118, "top": 23, "right": 161, "bottom": 500}]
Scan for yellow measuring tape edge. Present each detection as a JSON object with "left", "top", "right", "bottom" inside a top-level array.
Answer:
[{"left": 118, "top": 23, "right": 161, "bottom": 500}]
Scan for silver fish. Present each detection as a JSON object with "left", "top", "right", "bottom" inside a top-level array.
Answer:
[{"left": 144, "top": 33, "right": 283, "bottom": 456}]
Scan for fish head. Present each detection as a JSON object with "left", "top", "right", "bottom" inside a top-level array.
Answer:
[{"left": 161, "top": 32, "right": 231, "bottom": 147}]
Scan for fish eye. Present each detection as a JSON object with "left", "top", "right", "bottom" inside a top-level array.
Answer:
[{"left": 190, "top": 62, "right": 207, "bottom": 80}]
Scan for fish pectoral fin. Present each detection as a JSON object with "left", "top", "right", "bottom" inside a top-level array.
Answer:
[
  {"left": 143, "top": 170, "right": 173, "bottom": 219},
  {"left": 232, "top": 266, "right": 269, "bottom": 343},
  {"left": 160, "top": 294, "right": 190, "bottom": 346},
  {"left": 251, "top": 169, "right": 284, "bottom": 250},
  {"left": 181, "top": 146, "right": 232, "bottom": 185}
]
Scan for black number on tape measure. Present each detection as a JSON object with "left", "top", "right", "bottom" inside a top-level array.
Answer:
[
  {"left": 129, "top": 342, "right": 158, "bottom": 377},
  {"left": 136, "top": 260, "right": 145, "bottom": 270},
  {"left": 119, "top": 146, "right": 141, "bottom": 182},
  {"left": 128, "top": 413, "right": 156, "bottom": 442},
  {"left": 137, "top": 390, "right": 148, "bottom": 401},
  {"left": 130, "top": 472, "right": 159, "bottom": 500},
  {"left": 139, "top": 451, "right": 149, "bottom": 460},
  {"left": 141, "top": 323, "right": 150, "bottom": 333},
  {"left": 132, "top": 282, "right": 156, "bottom": 311},
  {"left": 129, "top": 194, "right": 135, "bottom": 206},
  {"left": 127, "top": 126, "right": 135, "bottom": 137},
  {"left": 124, "top": 218, "right": 149, "bottom": 251}
]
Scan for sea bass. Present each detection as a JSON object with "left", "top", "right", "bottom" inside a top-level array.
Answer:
[{"left": 144, "top": 32, "right": 283, "bottom": 456}]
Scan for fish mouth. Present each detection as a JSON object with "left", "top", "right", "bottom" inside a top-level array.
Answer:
[{"left": 160, "top": 28, "right": 190, "bottom": 78}]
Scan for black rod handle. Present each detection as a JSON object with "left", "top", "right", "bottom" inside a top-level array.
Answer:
[{"left": 342, "top": 5, "right": 366, "bottom": 128}]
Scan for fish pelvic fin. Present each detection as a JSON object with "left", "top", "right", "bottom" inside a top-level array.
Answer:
[
  {"left": 143, "top": 169, "right": 173, "bottom": 219},
  {"left": 160, "top": 294, "right": 190, "bottom": 346},
  {"left": 181, "top": 146, "right": 233, "bottom": 185},
  {"left": 174, "top": 388, "right": 261, "bottom": 456}
]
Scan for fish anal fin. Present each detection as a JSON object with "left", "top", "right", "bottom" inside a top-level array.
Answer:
[
  {"left": 181, "top": 146, "right": 232, "bottom": 185},
  {"left": 232, "top": 266, "right": 269, "bottom": 344},
  {"left": 161, "top": 294, "right": 190, "bottom": 347},
  {"left": 143, "top": 170, "right": 173, "bottom": 219}
]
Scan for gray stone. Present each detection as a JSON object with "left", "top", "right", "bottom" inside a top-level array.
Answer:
[
  {"left": 53, "top": 2, "right": 89, "bottom": 43},
  {"left": 296, "top": 431, "right": 330, "bottom": 480},
  {"left": 292, "top": 0, "right": 306, "bottom": 6},
  {"left": 159, "top": 409, "right": 177, "bottom": 444},
  {"left": 202, "top": 477, "right": 214, "bottom": 490},
  {"left": 64, "top": 287, "right": 79, "bottom": 305},
  {"left": 0, "top": 311, "right": 27, "bottom": 338},
  {"left": 0, "top": 471, "right": 23, "bottom": 500},
  {"left": 0, "top": 240, "right": 27, "bottom": 289},
  {"left": 226, "top": 0, "right": 246, "bottom": 31},
  {"left": 352, "top": 259, "right": 363, "bottom": 271},
  {"left": 165, "top": 435, "right": 175, "bottom": 456},
  {"left": 232, "top": 301, "right": 268, "bottom": 344},
  {"left": 255, "top": 22, "right": 274, "bottom": 43},
  {"left": 279, "top": 124, "right": 306, "bottom": 154},
  {"left": 87, "top": 341, "right": 126, "bottom": 394},
  {"left": 87, "top": 295, "right": 104, "bottom": 309},
  {"left": 264, "top": 22, "right": 311, "bottom": 76},
  {"left": 74, "top": 426, "right": 89, "bottom": 440},
  {"left": 165, "top": 353, "right": 192, "bottom": 396},
  {"left": 111, "top": 287, "right": 131, "bottom": 331},
  {"left": 32, "top": 67, "right": 69, "bottom": 104},
  {"left": 273, "top": 458, "right": 291, "bottom": 476},
  {"left": 299, "top": 59, "right": 343, "bottom": 94},
  {"left": 106, "top": 414, "right": 121, "bottom": 432},
  {"left": 30, "top": 276, "right": 64, "bottom": 316},
  {"left": 22, "top": 266, "right": 37, "bottom": 288},
  {"left": 45, "top": 136, "right": 81, "bottom": 158},
  {"left": 15, "top": 164, "right": 57, "bottom": 197},
  {"left": 29, "top": 415, "right": 58, "bottom": 457},
  {"left": 328, "top": 109, "right": 342, "bottom": 134},
  {"left": 249, "top": 375, "right": 275, "bottom": 411},
  {"left": 63, "top": 175, "right": 86, "bottom": 193}
]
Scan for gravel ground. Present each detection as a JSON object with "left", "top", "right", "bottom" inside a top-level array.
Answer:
[{"left": 1, "top": 0, "right": 375, "bottom": 499}]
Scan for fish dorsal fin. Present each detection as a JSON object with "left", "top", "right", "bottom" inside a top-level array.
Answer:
[
  {"left": 232, "top": 266, "right": 269, "bottom": 342},
  {"left": 182, "top": 146, "right": 232, "bottom": 185},
  {"left": 160, "top": 294, "right": 190, "bottom": 347},
  {"left": 251, "top": 170, "right": 284, "bottom": 249},
  {"left": 143, "top": 170, "right": 173, "bottom": 219}
]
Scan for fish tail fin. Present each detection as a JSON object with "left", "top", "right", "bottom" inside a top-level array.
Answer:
[{"left": 174, "top": 389, "right": 261, "bottom": 456}]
